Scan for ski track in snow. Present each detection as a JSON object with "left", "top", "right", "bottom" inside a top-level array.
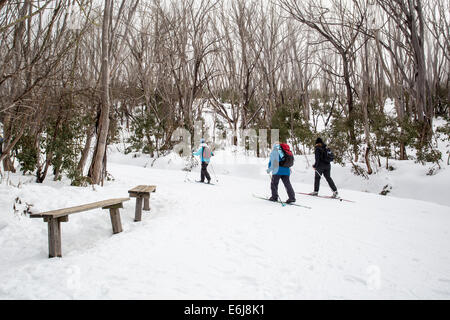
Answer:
[{"left": 0, "top": 161, "right": 450, "bottom": 299}]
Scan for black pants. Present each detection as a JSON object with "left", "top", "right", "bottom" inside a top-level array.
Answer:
[
  {"left": 314, "top": 167, "right": 337, "bottom": 192},
  {"left": 271, "top": 175, "right": 295, "bottom": 200},
  {"left": 200, "top": 162, "right": 211, "bottom": 182}
]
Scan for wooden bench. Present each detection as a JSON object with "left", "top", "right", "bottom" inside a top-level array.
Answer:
[
  {"left": 30, "top": 198, "right": 130, "bottom": 258},
  {"left": 128, "top": 185, "right": 156, "bottom": 222}
]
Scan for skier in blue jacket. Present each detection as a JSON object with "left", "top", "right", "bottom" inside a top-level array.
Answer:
[
  {"left": 192, "top": 138, "right": 214, "bottom": 183},
  {"left": 267, "top": 143, "right": 295, "bottom": 203}
]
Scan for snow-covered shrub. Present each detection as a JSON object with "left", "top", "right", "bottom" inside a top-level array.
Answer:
[{"left": 379, "top": 184, "right": 392, "bottom": 195}]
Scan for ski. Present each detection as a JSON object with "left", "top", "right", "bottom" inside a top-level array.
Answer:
[
  {"left": 296, "top": 192, "right": 355, "bottom": 203},
  {"left": 195, "top": 180, "right": 216, "bottom": 185},
  {"left": 252, "top": 194, "right": 312, "bottom": 209},
  {"left": 184, "top": 178, "right": 216, "bottom": 185}
]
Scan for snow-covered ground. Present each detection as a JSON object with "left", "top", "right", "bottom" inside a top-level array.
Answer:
[{"left": 0, "top": 147, "right": 449, "bottom": 299}]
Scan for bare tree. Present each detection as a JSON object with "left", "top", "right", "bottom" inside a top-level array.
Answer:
[
  {"left": 375, "top": 0, "right": 433, "bottom": 142},
  {"left": 88, "top": 0, "right": 139, "bottom": 185},
  {"left": 279, "top": 0, "right": 368, "bottom": 161}
]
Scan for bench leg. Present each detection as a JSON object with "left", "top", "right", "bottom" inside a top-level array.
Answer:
[
  {"left": 143, "top": 195, "right": 150, "bottom": 211},
  {"left": 48, "top": 217, "right": 62, "bottom": 258},
  {"left": 135, "top": 197, "right": 143, "bottom": 222},
  {"left": 109, "top": 208, "right": 123, "bottom": 234}
]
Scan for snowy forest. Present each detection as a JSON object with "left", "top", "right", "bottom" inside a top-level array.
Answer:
[
  {"left": 0, "top": 0, "right": 450, "bottom": 301},
  {"left": 0, "top": 0, "right": 448, "bottom": 185}
]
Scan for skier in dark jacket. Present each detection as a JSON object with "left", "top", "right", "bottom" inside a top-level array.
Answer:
[
  {"left": 267, "top": 143, "right": 296, "bottom": 203},
  {"left": 311, "top": 137, "right": 338, "bottom": 198}
]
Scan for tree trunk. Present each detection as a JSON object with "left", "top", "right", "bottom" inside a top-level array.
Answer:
[
  {"left": 399, "top": 143, "right": 407, "bottom": 160},
  {"left": 342, "top": 55, "right": 358, "bottom": 162},
  {"left": 36, "top": 110, "right": 63, "bottom": 183},
  {"left": 77, "top": 125, "right": 95, "bottom": 176},
  {"left": 1, "top": 114, "right": 16, "bottom": 172},
  {"left": 88, "top": 0, "right": 112, "bottom": 185},
  {"left": 361, "top": 38, "right": 373, "bottom": 175}
]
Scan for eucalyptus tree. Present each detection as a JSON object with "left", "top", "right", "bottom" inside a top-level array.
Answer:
[{"left": 279, "top": 0, "right": 368, "bottom": 161}]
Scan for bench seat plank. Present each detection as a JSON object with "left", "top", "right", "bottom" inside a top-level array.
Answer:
[
  {"left": 128, "top": 185, "right": 156, "bottom": 221},
  {"left": 128, "top": 185, "right": 156, "bottom": 195},
  {"left": 30, "top": 198, "right": 130, "bottom": 219}
]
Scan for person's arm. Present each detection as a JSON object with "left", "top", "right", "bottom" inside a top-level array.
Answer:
[
  {"left": 193, "top": 147, "right": 201, "bottom": 156},
  {"left": 313, "top": 147, "right": 320, "bottom": 168}
]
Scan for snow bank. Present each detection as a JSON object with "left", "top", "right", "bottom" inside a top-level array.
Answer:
[
  {"left": 0, "top": 111, "right": 449, "bottom": 299},
  {"left": 0, "top": 148, "right": 449, "bottom": 299},
  {"left": 112, "top": 144, "right": 450, "bottom": 207}
]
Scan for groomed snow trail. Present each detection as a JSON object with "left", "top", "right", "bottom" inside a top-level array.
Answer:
[{"left": 0, "top": 162, "right": 449, "bottom": 299}]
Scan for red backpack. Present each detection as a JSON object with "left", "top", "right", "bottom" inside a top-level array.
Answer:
[{"left": 279, "top": 143, "right": 294, "bottom": 167}]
